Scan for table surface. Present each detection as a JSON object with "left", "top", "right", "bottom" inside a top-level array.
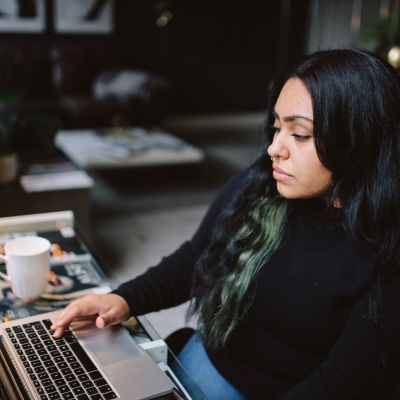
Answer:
[
  {"left": 0, "top": 211, "right": 206, "bottom": 400},
  {"left": 55, "top": 127, "right": 205, "bottom": 170}
]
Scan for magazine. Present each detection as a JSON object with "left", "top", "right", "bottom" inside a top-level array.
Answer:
[{"left": 0, "top": 228, "right": 112, "bottom": 322}]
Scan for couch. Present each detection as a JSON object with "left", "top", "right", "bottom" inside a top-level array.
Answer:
[{"left": 0, "top": 43, "right": 171, "bottom": 129}]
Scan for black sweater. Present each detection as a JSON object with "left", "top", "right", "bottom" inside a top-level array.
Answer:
[{"left": 115, "top": 171, "right": 400, "bottom": 399}]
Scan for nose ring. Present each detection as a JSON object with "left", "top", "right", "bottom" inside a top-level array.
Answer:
[{"left": 270, "top": 156, "right": 277, "bottom": 161}]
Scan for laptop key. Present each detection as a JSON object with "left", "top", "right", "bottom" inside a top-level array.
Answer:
[
  {"left": 32, "top": 359, "right": 43, "bottom": 367},
  {"left": 65, "top": 374, "right": 76, "bottom": 382},
  {"left": 69, "top": 342, "right": 96, "bottom": 372},
  {"left": 47, "top": 366, "right": 58, "bottom": 374},
  {"left": 86, "top": 387, "right": 98, "bottom": 395},
  {"left": 76, "top": 394, "right": 90, "bottom": 400},
  {"left": 64, "top": 335, "right": 77, "bottom": 344},
  {"left": 78, "top": 373, "right": 90, "bottom": 382},
  {"left": 36, "top": 386, "right": 45, "bottom": 395},
  {"left": 61, "top": 367, "right": 72, "bottom": 375},
  {"left": 59, "top": 385, "right": 70, "bottom": 393},
  {"left": 45, "top": 384, "right": 57, "bottom": 393},
  {"left": 41, "top": 378, "right": 52, "bottom": 387},
  {"left": 82, "top": 380, "right": 94, "bottom": 388},
  {"left": 12, "top": 326, "right": 23, "bottom": 334},
  {"left": 44, "top": 360, "right": 55, "bottom": 368},
  {"left": 73, "top": 387, "right": 85, "bottom": 395},
  {"left": 69, "top": 380, "right": 80, "bottom": 388},
  {"left": 70, "top": 361, "right": 80, "bottom": 369},
  {"left": 42, "top": 319, "right": 53, "bottom": 330},
  {"left": 89, "top": 371, "right": 102, "bottom": 380},
  {"left": 99, "top": 384, "right": 113, "bottom": 393},
  {"left": 74, "top": 367, "right": 85, "bottom": 375},
  {"left": 38, "top": 372, "right": 50, "bottom": 380},
  {"left": 55, "top": 378, "right": 67, "bottom": 387},
  {"left": 94, "top": 378, "right": 107, "bottom": 387},
  {"left": 32, "top": 380, "right": 41, "bottom": 388},
  {"left": 103, "top": 392, "right": 118, "bottom": 400},
  {"left": 51, "top": 371, "right": 62, "bottom": 380}
]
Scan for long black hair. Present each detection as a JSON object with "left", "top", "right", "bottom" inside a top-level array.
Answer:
[{"left": 190, "top": 48, "right": 400, "bottom": 348}]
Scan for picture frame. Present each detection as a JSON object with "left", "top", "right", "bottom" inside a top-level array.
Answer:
[
  {"left": 54, "top": 0, "right": 114, "bottom": 35},
  {"left": 0, "top": 0, "right": 46, "bottom": 33}
]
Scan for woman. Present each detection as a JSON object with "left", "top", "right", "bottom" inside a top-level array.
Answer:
[{"left": 51, "top": 49, "right": 400, "bottom": 399}]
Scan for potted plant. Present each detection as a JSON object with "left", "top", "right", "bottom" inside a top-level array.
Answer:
[
  {"left": 0, "top": 111, "right": 61, "bottom": 184},
  {"left": 358, "top": 1, "right": 400, "bottom": 67},
  {"left": 0, "top": 113, "right": 21, "bottom": 184}
]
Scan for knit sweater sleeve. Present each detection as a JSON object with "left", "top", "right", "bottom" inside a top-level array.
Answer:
[
  {"left": 280, "top": 284, "right": 400, "bottom": 400},
  {"left": 112, "top": 170, "right": 246, "bottom": 316}
]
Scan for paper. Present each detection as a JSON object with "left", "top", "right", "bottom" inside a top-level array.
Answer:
[{"left": 20, "top": 170, "right": 94, "bottom": 192}]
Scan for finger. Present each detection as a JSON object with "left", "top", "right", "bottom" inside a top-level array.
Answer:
[
  {"left": 51, "top": 305, "right": 82, "bottom": 329},
  {"left": 51, "top": 297, "right": 98, "bottom": 330},
  {"left": 52, "top": 324, "right": 69, "bottom": 338},
  {"left": 96, "top": 315, "right": 108, "bottom": 329}
]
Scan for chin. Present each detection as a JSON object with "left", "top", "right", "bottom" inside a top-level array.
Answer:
[{"left": 276, "top": 185, "right": 301, "bottom": 199}]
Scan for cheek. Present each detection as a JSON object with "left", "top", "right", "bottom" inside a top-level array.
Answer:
[{"left": 304, "top": 156, "right": 332, "bottom": 189}]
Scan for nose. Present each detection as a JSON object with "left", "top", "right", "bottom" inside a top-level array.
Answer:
[{"left": 268, "top": 131, "right": 289, "bottom": 160}]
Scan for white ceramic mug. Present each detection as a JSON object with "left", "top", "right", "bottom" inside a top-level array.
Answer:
[{"left": 0, "top": 236, "right": 51, "bottom": 300}]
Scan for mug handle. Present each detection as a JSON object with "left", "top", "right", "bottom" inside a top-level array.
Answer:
[{"left": 0, "top": 254, "right": 11, "bottom": 282}]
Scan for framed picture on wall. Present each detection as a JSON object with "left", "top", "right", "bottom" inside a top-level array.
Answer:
[
  {"left": 0, "top": 0, "right": 46, "bottom": 33},
  {"left": 54, "top": 0, "right": 114, "bottom": 34}
]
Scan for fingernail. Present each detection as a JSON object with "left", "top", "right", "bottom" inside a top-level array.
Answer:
[{"left": 98, "top": 316, "right": 108, "bottom": 328}]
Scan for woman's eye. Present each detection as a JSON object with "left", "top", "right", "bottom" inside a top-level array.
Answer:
[{"left": 291, "top": 133, "right": 312, "bottom": 141}]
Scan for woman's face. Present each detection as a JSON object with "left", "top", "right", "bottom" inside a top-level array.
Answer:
[{"left": 268, "top": 78, "right": 332, "bottom": 200}]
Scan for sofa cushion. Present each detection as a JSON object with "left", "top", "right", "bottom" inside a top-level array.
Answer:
[
  {"left": 92, "top": 69, "right": 171, "bottom": 104},
  {"left": 51, "top": 46, "right": 91, "bottom": 96}
]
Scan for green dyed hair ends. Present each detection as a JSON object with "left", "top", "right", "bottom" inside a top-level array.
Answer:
[{"left": 199, "top": 195, "right": 288, "bottom": 349}]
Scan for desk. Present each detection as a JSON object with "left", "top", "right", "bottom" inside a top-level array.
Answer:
[
  {"left": 55, "top": 127, "right": 204, "bottom": 170},
  {"left": 0, "top": 211, "right": 206, "bottom": 400}
]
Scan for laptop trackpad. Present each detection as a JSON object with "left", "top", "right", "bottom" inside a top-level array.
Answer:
[{"left": 71, "top": 320, "right": 142, "bottom": 366}]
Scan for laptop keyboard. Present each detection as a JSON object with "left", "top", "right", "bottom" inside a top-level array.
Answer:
[{"left": 5, "top": 319, "right": 118, "bottom": 400}]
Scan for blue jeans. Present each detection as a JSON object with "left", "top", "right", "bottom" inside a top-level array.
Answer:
[{"left": 171, "top": 331, "right": 247, "bottom": 400}]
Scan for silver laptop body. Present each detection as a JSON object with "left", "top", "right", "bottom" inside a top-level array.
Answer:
[{"left": 0, "top": 310, "right": 174, "bottom": 399}]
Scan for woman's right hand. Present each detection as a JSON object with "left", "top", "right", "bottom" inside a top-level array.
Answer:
[{"left": 50, "top": 293, "right": 130, "bottom": 338}]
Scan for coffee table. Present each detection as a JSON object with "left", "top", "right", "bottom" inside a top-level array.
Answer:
[{"left": 55, "top": 127, "right": 204, "bottom": 170}]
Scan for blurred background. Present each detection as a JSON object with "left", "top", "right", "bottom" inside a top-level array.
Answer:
[{"left": 0, "top": 0, "right": 398, "bottom": 336}]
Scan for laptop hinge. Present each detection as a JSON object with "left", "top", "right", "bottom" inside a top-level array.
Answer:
[{"left": 0, "top": 336, "right": 29, "bottom": 400}]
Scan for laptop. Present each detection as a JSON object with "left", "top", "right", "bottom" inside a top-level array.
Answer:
[{"left": 0, "top": 310, "right": 175, "bottom": 399}]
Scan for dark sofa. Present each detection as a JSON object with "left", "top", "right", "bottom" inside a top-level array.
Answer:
[{"left": 0, "top": 43, "right": 171, "bottom": 129}]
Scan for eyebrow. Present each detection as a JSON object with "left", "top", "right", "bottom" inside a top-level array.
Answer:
[{"left": 273, "top": 110, "right": 313, "bottom": 124}]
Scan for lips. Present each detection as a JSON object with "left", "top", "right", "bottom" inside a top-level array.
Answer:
[{"left": 272, "top": 165, "right": 292, "bottom": 181}]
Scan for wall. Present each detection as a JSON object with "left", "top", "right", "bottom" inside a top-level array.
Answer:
[
  {"left": 306, "top": 0, "right": 395, "bottom": 52},
  {"left": 0, "top": 0, "right": 311, "bottom": 115}
]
